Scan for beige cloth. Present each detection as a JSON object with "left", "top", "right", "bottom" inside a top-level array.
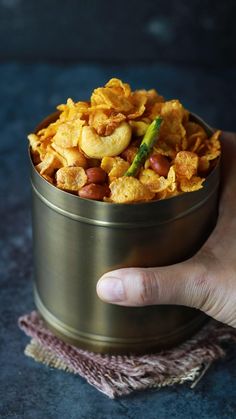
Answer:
[{"left": 19, "top": 311, "right": 236, "bottom": 398}]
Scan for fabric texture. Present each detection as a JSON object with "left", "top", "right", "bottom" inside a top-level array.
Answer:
[{"left": 18, "top": 311, "right": 236, "bottom": 399}]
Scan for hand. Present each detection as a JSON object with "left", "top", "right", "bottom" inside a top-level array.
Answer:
[{"left": 97, "top": 132, "right": 236, "bottom": 328}]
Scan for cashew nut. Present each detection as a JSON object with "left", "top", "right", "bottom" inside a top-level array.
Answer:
[{"left": 80, "top": 121, "right": 132, "bottom": 159}]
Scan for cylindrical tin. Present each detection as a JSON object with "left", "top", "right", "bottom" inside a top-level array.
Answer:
[{"left": 31, "top": 113, "right": 220, "bottom": 354}]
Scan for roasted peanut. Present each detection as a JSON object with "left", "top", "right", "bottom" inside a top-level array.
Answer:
[
  {"left": 85, "top": 167, "right": 107, "bottom": 184},
  {"left": 149, "top": 153, "right": 170, "bottom": 177},
  {"left": 79, "top": 183, "right": 110, "bottom": 201}
]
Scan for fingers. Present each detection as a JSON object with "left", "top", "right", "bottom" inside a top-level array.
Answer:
[
  {"left": 96, "top": 132, "right": 236, "bottom": 328},
  {"left": 96, "top": 253, "right": 236, "bottom": 328},
  {"left": 203, "top": 132, "right": 236, "bottom": 261},
  {"left": 219, "top": 131, "right": 236, "bottom": 197},
  {"left": 96, "top": 258, "right": 210, "bottom": 309}
]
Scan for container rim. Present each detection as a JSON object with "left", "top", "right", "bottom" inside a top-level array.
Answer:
[
  {"left": 29, "top": 111, "right": 221, "bottom": 226},
  {"left": 30, "top": 150, "right": 220, "bottom": 206}
]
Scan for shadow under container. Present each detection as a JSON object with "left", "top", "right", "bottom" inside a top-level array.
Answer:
[{"left": 31, "top": 114, "right": 220, "bottom": 354}]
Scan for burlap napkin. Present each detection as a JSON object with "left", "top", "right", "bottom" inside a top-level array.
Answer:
[{"left": 18, "top": 311, "right": 236, "bottom": 398}]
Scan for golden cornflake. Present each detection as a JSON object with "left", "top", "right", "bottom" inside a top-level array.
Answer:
[
  {"left": 129, "top": 120, "right": 149, "bottom": 137},
  {"left": 56, "top": 167, "right": 87, "bottom": 191},
  {"left": 53, "top": 119, "right": 84, "bottom": 148},
  {"left": 174, "top": 151, "right": 199, "bottom": 180},
  {"left": 36, "top": 152, "right": 63, "bottom": 176},
  {"left": 109, "top": 176, "right": 155, "bottom": 203},
  {"left": 101, "top": 156, "right": 130, "bottom": 181},
  {"left": 88, "top": 110, "right": 126, "bottom": 136},
  {"left": 28, "top": 77, "right": 221, "bottom": 203},
  {"left": 180, "top": 176, "right": 205, "bottom": 192},
  {"left": 160, "top": 100, "right": 186, "bottom": 147}
]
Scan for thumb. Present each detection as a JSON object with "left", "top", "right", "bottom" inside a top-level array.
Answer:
[{"left": 96, "top": 259, "right": 210, "bottom": 309}]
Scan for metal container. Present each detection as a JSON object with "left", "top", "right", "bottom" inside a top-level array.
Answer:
[{"left": 31, "top": 113, "right": 220, "bottom": 354}]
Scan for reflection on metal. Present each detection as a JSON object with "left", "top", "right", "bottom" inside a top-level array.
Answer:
[{"left": 31, "top": 113, "right": 220, "bottom": 354}]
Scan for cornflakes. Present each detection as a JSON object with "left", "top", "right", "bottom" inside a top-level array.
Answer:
[
  {"left": 36, "top": 151, "right": 62, "bottom": 176},
  {"left": 28, "top": 78, "right": 221, "bottom": 203},
  {"left": 88, "top": 109, "right": 126, "bottom": 136},
  {"left": 101, "top": 156, "right": 130, "bottom": 181},
  {"left": 53, "top": 119, "right": 84, "bottom": 148},
  {"left": 174, "top": 151, "right": 198, "bottom": 180},
  {"left": 109, "top": 176, "right": 155, "bottom": 203},
  {"left": 56, "top": 167, "right": 87, "bottom": 192},
  {"left": 52, "top": 144, "right": 87, "bottom": 168},
  {"left": 180, "top": 176, "right": 205, "bottom": 192}
]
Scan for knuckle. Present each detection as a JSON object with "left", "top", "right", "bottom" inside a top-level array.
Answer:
[
  {"left": 185, "top": 255, "right": 215, "bottom": 309},
  {"left": 137, "top": 270, "right": 160, "bottom": 305},
  {"left": 188, "top": 268, "right": 213, "bottom": 310}
]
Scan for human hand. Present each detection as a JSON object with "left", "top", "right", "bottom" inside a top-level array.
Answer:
[{"left": 97, "top": 132, "right": 236, "bottom": 328}]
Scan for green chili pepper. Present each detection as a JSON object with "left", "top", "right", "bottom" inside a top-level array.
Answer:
[{"left": 124, "top": 116, "right": 162, "bottom": 177}]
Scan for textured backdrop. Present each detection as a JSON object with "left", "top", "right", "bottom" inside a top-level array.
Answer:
[
  {"left": 1, "top": 62, "right": 236, "bottom": 419},
  {"left": 0, "top": 0, "right": 235, "bottom": 65},
  {"left": 1, "top": 2, "right": 236, "bottom": 416}
]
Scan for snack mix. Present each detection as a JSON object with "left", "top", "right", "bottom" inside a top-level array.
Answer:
[{"left": 28, "top": 78, "right": 221, "bottom": 203}]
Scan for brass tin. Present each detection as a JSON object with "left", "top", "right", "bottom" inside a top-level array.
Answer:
[{"left": 31, "top": 113, "right": 220, "bottom": 354}]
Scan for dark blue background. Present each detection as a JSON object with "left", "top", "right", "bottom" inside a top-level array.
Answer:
[
  {"left": 1, "top": 1, "right": 236, "bottom": 418},
  {"left": 0, "top": 0, "right": 235, "bottom": 66}
]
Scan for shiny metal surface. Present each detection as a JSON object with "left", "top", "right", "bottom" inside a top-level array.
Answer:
[{"left": 31, "top": 113, "right": 220, "bottom": 354}]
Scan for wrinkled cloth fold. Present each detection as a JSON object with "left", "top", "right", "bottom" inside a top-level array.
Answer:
[{"left": 18, "top": 311, "right": 236, "bottom": 398}]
